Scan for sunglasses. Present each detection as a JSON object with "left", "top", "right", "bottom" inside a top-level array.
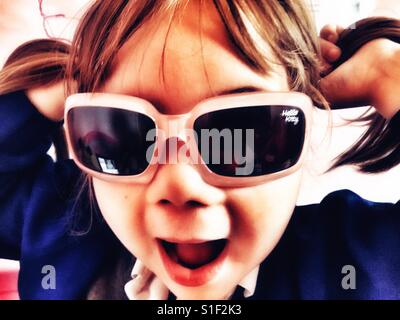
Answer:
[{"left": 64, "top": 92, "right": 312, "bottom": 187}]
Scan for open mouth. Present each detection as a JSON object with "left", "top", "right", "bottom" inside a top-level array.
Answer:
[
  {"left": 160, "top": 239, "right": 228, "bottom": 270},
  {"left": 157, "top": 237, "right": 229, "bottom": 286}
]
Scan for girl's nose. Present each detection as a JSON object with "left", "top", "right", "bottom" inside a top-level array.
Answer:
[
  {"left": 146, "top": 163, "right": 226, "bottom": 209},
  {"left": 145, "top": 138, "right": 226, "bottom": 209}
]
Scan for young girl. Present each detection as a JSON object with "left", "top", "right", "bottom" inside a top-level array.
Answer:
[{"left": 0, "top": 0, "right": 399, "bottom": 300}]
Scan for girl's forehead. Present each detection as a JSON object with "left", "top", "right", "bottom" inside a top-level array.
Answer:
[{"left": 101, "top": 2, "right": 289, "bottom": 114}]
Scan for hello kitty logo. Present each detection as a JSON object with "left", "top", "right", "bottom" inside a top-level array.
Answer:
[{"left": 281, "top": 109, "right": 300, "bottom": 125}]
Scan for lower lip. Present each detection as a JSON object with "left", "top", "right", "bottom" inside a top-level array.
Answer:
[{"left": 157, "top": 240, "right": 229, "bottom": 287}]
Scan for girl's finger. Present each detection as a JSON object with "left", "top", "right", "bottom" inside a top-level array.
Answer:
[
  {"left": 336, "top": 25, "right": 345, "bottom": 35},
  {"left": 320, "top": 38, "right": 342, "bottom": 63},
  {"left": 320, "top": 24, "right": 340, "bottom": 43},
  {"left": 320, "top": 63, "right": 333, "bottom": 77}
]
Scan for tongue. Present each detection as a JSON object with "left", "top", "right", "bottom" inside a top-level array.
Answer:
[{"left": 175, "top": 242, "right": 216, "bottom": 267}]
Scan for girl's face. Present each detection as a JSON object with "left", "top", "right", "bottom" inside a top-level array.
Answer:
[{"left": 93, "top": 2, "right": 303, "bottom": 299}]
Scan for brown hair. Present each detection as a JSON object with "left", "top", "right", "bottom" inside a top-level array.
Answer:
[{"left": 0, "top": 1, "right": 397, "bottom": 174}]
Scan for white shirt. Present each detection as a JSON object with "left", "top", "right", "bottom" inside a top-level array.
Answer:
[{"left": 124, "top": 259, "right": 259, "bottom": 300}]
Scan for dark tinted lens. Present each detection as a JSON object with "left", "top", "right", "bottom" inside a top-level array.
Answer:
[
  {"left": 67, "top": 107, "right": 156, "bottom": 175},
  {"left": 194, "top": 106, "right": 305, "bottom": 177}
]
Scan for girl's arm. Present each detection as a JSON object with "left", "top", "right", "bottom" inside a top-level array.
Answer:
[{"left": 0, "top": 85, "right": 78, "bottom": 260}]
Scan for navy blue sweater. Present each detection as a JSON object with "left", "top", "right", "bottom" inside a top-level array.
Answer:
[{"left": 0, "top": 91, "right": 399, "bottom": 300}]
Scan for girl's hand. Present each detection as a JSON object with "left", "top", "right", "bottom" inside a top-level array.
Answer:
[
  {"left": 26, "top": 81, "right": 66, "bottom": 122},
  {"left": 319, "top": 24, "right": 343, "bottom": 75},
  {"left": 319, "top": 24, "right": 400, "bottom": 119}
]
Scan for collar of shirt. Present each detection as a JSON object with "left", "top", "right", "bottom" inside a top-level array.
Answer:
[{"left": 124, "top": 259, "right": 259, "bottom": 300}]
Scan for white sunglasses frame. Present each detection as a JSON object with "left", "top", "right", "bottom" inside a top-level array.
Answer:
[{"left": 64, "top": 91, "right": 313, "bottom": 187}]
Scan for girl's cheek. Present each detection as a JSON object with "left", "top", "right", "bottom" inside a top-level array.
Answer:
[
  {"left": 91, "top": 178, "right": 150, "bottom": 249},
  {"left": 226, "top": 170, "right": 303, "bottom": 258}
]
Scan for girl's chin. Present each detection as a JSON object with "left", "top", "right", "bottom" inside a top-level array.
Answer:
[{"left": 168, "top": 283, "right": 234, "bottom": 300}]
